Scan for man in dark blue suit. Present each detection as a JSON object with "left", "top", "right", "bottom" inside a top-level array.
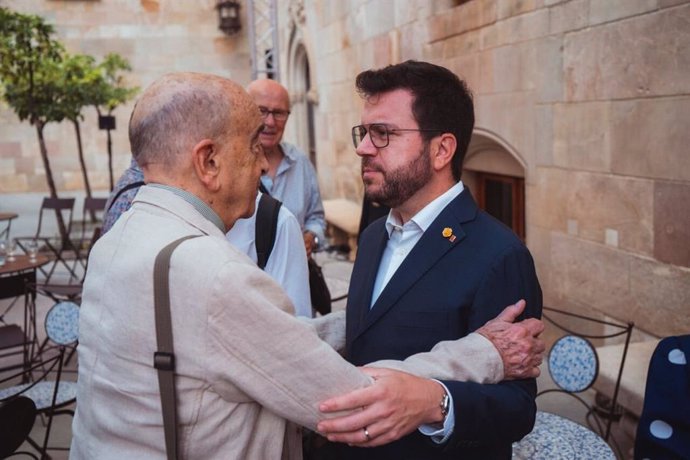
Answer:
[{"left": 318, "top": 61, "right": 542, "bottom": 459}]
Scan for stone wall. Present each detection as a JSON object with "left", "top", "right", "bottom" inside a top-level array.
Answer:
[
  {"left": 297, "top": 0, "right": 690, "bottom": 336},
  {"left": 0, "top": 0, "right": 250, "bottom": 195}
]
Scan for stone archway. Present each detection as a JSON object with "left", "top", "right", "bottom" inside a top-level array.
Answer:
[
  {"left": 285, "top": 6, "right": 317, "bottom": 168},
  {"left": 463, "top": 129, "right": 527, "bottom": 239}
]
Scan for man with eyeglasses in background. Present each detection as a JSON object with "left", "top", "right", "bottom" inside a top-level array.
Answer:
[
  {"left": 315, "top": 60, "right": 543, "bottom": 459},
  {"left": 247, "top": 79, "right": 327, "bottom": 260}
]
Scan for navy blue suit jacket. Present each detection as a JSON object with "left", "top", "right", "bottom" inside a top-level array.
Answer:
[{"left": 340, "top": 189, "right": 542, "bottom": 460}]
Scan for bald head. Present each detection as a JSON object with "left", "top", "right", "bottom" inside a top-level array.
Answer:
[
  {"left": 247, "top": 79, "right": 291, "bottom": 152},
  {"left": 129, "top": 72, "right": 268, "bottom": 229},
  {"left": 129, "top": 72, "right": 255, "bottom": 170},
  {"left": 246, "top": 79, "right": 290, "bottom": 108}
]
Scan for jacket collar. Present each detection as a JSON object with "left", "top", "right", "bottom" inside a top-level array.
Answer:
[{"left": 132, "top": 186, "right": 226, "bottom": 238}]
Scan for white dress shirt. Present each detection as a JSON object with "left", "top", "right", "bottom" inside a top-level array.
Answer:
[
  {"left": 227, "top": 193, "right": 312, "bottom": 317},
  {"left": 371, "top": 181, "right": 465, "bottom": 443}
]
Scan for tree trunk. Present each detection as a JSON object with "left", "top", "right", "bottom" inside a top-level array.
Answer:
[
  {"left": 73, "top": 119, "right": 96, "bottom": 222},
  {"left": 107, "top": 127, "right": 114, "bottom": 191},
  {"left": 36, "top": 122, "right": 70, "bottom": 247}
]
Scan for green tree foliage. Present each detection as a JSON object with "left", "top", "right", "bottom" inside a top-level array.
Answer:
[
  {"left": 0, "top": 6, "right": 138, "bottom": 228},
  {"left": 95, "top": 53, "right": 139, "bottom": 114},
  {"left": 0, "top": 7, "right": 71, "bottom": 242},
  {"left": 0, "top": 8, "right": 65, "bottom": 127}
]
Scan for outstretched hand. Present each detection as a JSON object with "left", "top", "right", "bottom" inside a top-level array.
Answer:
[
  {"left": 317, "top": 368, "right": 445, "bottom": 447},
  {"left": 476, "top": 300, "right": 545, "bottom": 379},
  {"left": 303, "top": 231, "right": 317, "bottom": 258}
]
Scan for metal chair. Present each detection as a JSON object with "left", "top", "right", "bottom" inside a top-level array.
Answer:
[
  {"left": 72, "top": 196, "right": 107, "bottom": 268},
  {"left": 514, "top": 306, "right": 634, "bottom": 459},
  {"left": 15, "top": 198, "right": 80, "bottom": 283},
  {"left": 0, "top": 395, "right": 39, "bottom": 459},
  {"left": 0, "top": 301, "right": 79, "bottom": 458},
  {"left": 0, "top": 272, "right": 37, "bottom": 379},
  {"left": 634, "top": 335, "right": 690, "bottom": 459},
  {"left": 24, "top": 197, "right": 105, "bottom": 359}
]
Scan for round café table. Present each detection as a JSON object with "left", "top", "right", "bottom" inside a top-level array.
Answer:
[
  {"left": 0, "top": 254, "right": 50, "bottom": 276},
  {"left": 0, "top": 254, "right": 51, "bottom": 376},
  {"left": 0, "top": 254, "right": 51, "bottom": 323},
  {"left": 512, "top": 411, "right": 616, "bottom": 460}
]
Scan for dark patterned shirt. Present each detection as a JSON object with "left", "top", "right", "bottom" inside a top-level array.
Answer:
[{"left": 102, "top": 158, "right": 145, "bottom": 234}]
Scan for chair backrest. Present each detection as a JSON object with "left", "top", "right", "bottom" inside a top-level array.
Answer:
[
  {"left": 548, "top": 334, "right": 599, "bottom": 393},
  {"left": 635, "top": 335, "right": 690, "bottom": 459},
  {"left": 0, "top": 342, "right": 68, "bottom": 459},
  {"left": 539, "top": 306, "right": 634, "bottom": 444},
  {"left": 83, "top": 197, "right": 108, "bottom": 214},
  {"left": 0, "top": 301, "right": 79, "bottom": 459},
  {"left": 35, "top": 197, "right": 76, "bottom": 240},
  {"left": 0, "top": 395, "right": 37, "bottom": 458},
  {"left": 44, "top": 301, "right": 79, "bottom": 345},
  {"left": 76, "top": 197, "right": 108, "bottom": 258}
]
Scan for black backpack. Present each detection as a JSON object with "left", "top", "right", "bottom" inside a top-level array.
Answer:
[
  {"left": 254, "top": 191, "right": 331, "bottom": 315},
  {"left": 255, "top": 193, "right": 282, "bottom": 270}
]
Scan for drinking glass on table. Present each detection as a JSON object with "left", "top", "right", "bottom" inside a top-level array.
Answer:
[
  {"left": 6, "top": 238, "right": 17, "bottom": 262},
  {"left": 26, "top": 239, "right": 39, "bottom": 261}
]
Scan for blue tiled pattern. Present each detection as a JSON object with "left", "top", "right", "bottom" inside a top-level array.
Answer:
[
  {"left": 512, "top": 411, "right": 615, "bottom": 460},
  {"left": 548, "top": 335, "right": 598, "bottom": 392},
  {"left": 45, "top": 301, "right": 79, "bottom": 345},
  {"left": 0, "top": 381, "right": 77, "bottom": 410}
]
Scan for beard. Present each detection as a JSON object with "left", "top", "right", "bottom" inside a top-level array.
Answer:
[{"left": 362, "top": 142, "right": 433, "bottom": 208}]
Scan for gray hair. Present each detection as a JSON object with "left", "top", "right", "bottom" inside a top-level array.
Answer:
[{"left": 129, "top": 73, "right": 232, "bottom": 167}]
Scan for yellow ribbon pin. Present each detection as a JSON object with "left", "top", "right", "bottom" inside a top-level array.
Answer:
[{"left": 442, "top": 227, "right": 453, "bottom": 238}]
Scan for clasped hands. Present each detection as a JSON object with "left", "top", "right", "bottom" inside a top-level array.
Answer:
[{"left": 316, "top": 299, "right": 545, "bottom": 447}]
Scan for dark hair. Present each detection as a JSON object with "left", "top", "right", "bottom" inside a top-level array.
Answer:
[{"left": 355, "top": 60, "right": 474, "bottom": 181}]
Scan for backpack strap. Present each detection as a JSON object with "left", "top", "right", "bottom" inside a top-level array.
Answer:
[
  {"left": 107, "top": 180, "right": 146, "bottom": 212},
  {"left": 153, "top": 235, "right": 201, "bottom": 460},
  {"left": 255, "top": 193, "right": 282, "bottom": 270}
]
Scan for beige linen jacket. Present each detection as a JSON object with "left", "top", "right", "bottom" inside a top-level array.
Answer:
[{"left": 70, "top": 186, "right": 502, "bottom": 460}]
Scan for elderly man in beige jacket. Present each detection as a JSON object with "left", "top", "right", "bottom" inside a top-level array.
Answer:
[{"left": 70, "top": 72, "right": 543, "bottom": 459}]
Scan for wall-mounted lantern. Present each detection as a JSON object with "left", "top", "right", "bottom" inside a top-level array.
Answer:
[{"left": 216, "top": 1, "right": 241, "bottom": 35}]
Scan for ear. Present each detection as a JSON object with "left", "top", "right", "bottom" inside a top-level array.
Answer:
[
  {"left": 431, "top": 133, "right": 457, "bottom": 172},
  {"left": 191, "top": 139, "right": 221, "bottom": 191}
]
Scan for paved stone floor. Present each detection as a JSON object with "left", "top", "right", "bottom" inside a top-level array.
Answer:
[{"left": 2, "top": 249, "right": 635, "bottom": 459}]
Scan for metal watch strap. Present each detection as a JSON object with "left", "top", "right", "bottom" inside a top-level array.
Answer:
[
  {"left": 440, "top": 391, "right": 450, "bottom": 418},
  {"left": 153, "top": 235, "right": 201, "bottom": 460}
]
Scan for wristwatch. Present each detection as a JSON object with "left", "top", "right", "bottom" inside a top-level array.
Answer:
[
  {"left": 440, "top": 390, "right": 450, "bottom": 419},
  {"left": 306, "top": 231, "right": 319, "bottom": 247}
]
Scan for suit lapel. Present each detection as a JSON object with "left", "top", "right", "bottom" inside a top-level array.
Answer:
[
  {"left": 351, "top": 190, "right": 479, "bottom": 342},
  {"left": 358, "top": 227, "right": 388, "bottom": 325},
  {"left": 347, "top": 224, "right": 388, "bottom": 338}
]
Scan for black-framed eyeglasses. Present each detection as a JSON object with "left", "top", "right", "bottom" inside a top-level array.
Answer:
[
  {"left": 351, "top": 123, "right": 442, "bottom": 149},
  {"left": 258, "top": 106, "right": 290, "bottom": 122}
]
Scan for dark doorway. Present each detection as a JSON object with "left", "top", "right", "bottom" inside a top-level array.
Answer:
[{"left": 476, "top": 172, "right": 525, "bottom": 240}]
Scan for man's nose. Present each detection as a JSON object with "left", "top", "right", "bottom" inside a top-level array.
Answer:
[
  {"left": 263, "top": 113, "right": 277, "bottom": 126},
  {"left": 355, "top": 133, "right": 377, "bottom": 157}
]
